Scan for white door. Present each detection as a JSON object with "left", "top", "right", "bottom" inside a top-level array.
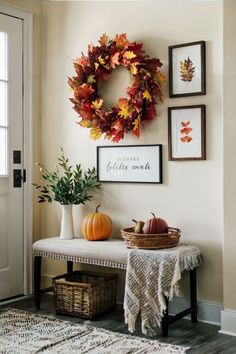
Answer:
[{"left": 0, "top": 13, "right": 24, "bottom": 300}]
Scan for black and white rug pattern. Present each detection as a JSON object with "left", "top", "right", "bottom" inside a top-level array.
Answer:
[{"left": 0, "top": 309, "right": 189, "bottom": 353}]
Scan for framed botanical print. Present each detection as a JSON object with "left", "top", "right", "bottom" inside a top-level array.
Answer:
[
  {"left": 169, "top": 41, "right": 206, "bottom": 97},
  {"left": 168, "top": 105, "right": 206, "bottom": 161}
]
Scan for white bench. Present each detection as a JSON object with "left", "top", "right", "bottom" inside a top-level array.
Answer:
[{"left": 33, "top": 237, "right": 199, "bottom": 337}]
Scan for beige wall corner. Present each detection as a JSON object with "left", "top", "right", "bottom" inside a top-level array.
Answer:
[{"left": 222, "top": 0, "right": 236, "bottom": 331}]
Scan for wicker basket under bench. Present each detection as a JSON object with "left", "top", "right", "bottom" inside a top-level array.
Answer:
[{"left": 53, "top": 270, "right": 117, "bottom": 319}]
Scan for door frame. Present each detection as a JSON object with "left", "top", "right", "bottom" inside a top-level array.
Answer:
[{"left": 0, "top": 3, "right": 33, "bottom": 295}]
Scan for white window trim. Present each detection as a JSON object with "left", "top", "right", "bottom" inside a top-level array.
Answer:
[{"left": 0, "top": 3, "right": 33, "bottom": 295}]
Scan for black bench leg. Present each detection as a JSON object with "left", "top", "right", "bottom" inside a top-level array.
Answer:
[
  {"left": 161, "top": 296, "right": 169, "bottom": 337},
  {"left": 190, "top": 268, "right": 197, "bottom": 323},
  {"left": 67, "top": 261, "right": 73, "bottom": 273},
  {"left": 34, "top": 256, "right": 42, "bottom": 309}
]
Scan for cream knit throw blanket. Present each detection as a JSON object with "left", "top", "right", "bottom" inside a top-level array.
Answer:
[{"left": 124, "top": 244, "right": 202, "bottom": 336}]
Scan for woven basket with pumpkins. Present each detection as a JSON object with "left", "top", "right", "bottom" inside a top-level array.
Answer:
[{"left": 121, "top": 213, "right": 181, "bottom": 250}]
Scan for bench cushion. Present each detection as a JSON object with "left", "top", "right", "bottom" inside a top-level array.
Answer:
[{"left": 33, "top": 237, "right": 128, "bottom": 269}]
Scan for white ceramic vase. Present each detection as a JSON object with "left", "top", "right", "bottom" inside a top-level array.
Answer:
[{"left": 60, "top": 204, "right": 74, "bottom": 240}]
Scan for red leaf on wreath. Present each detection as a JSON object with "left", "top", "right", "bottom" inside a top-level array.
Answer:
[
  {"left": 112, "top": 131, "right": 123, "bottom": 142},
  {"left": 82, "top": 102, "right": 92, "bottom": 111},
  {"left": 75, "top": 83, "right": 94, "bottom": 98},
  {"left": 75, "top": 54, "right": 90, "bottom": 68},
  {"left": 78, "top": 109, "right": 94, "bottom": 120},
  {"left": 73, "top": 62, "right": 84, "bottom": 76},
  {"left": 95, "top": 67, "right": 109, "bottom": 82},
  {"left": 133, "top": 127, "right": 141, "bottom": 137},
  {"left": 143, "top": 104, "right": 156, "bottom": 121}
]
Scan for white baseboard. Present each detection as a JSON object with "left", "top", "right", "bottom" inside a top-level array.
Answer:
[
  {"left": 169, "top": 296, "right": 222, "bottom": 325},
  {"left": 119, "top": 295, "right": 222, "bottom": 326},
  {"left": 220, "top": 309, "right": 236, "bottom": 336}
]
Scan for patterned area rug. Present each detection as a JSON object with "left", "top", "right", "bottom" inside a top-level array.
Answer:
[{"left": 0, "top": 309, "right": 189, "bottom": 353}]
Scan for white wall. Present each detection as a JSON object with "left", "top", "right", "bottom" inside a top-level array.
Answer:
[
  {"left": 223, "top": 0, "right": 236, "bottom": 312},
  {"left": 40, "top": 0, "right": 223, "bottom": 304}
]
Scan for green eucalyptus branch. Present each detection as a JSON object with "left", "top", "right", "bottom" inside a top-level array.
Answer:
[{"left": 33, "top": 148, "right": 100, "bottom": 205}]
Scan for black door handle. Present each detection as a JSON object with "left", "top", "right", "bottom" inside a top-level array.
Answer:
[{"left": 13, "top": 169, "right": 22, "bottom": 188}]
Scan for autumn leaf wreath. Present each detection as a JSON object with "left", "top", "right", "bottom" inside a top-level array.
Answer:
[{"left": 68, "top": 33, "right": 165, "bottom": 142}]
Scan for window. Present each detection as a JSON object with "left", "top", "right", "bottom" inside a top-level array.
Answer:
[{"left": 0, "top": 31, "right": 8, "bottom": 176}]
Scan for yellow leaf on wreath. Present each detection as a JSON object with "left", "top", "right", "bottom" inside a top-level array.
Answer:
[
  {"left": 130, "top": 63, "right": 138, "bottom": 75},
  {"left": 87, "top": 75, "right": 96, "bottom": 84},
  {"left": 95, "top": 62, "right": 99, "bottom": 70},
  {"left": 92, "top": 99, "right": 103, "bottom": 110},
  {"left": 99, "top": 33, "right": 110, "bottom": 46},
  {"left": 90, "top": 127, "right": 102, "bottom": 140},
  {"left": 68, "top": 85, "right": 73, "bottom": 93},
  {"left": 118, "top": 105, "right": 130, "bottom": 119},
  {"left": 79, "top": 120, "right": 92, "bottom": 128},
  {"left": 133, "top": 116, "right": 140, "bottom": 131},
  {"left": 98, "top": 55, "right": 106, "bottom": 65},
  {"left": 143, "top": 90, "right": 152, "bottom": 102},
  {"left": 104, "top": 132, "right": 112, "bottom": 140},
  {"left": 124, "top": 51, "right": 137, "bottom": 60},
  {"left": 156, "top": 71, "right": 166, "bottom": 85}
]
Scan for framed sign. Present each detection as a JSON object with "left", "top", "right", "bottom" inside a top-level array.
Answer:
[
  {"left": 169, "top": 41, "right": 206, "bottom": 97},
  {"left": 168, "top": 105, "right": 206, "bottom": 161},
  {"left": 97, "top": 145, "right": 162, "bottom": 183}
]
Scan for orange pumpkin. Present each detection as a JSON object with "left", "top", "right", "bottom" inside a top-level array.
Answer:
[{"left": 81, "top": 205, "right": 112, "bottom": 241}]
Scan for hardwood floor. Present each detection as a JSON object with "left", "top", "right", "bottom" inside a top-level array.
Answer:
[{"left": 1, "top": 294, "right": 236, "bottom": 354}]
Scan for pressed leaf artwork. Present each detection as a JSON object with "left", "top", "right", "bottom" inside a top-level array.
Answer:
[
  {"left": 180, "top": 135, "right": 193, "bottom": 143},
  {"left": 180, "top": 120, "right": 192, "bottom": 143},
  {"left": 179, "top": 57, "right": 195, "bottom": 82}
]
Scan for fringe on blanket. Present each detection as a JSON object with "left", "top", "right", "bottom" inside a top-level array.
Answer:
[{"left": 124, "top": 246, "right": 203, "bottom": 336}]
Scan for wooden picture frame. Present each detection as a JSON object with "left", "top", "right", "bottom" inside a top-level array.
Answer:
[
  {"left": 169, "top": 41, "right": 206, "bottom": 97},
  {"left": 168, "top": 105, "right": 206, "bottom": 161},
  {"left": 97, "top": 144, "right": 163, "bottom": 184}
]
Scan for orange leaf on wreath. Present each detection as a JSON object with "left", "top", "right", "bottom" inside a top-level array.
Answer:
[
  {"left": 75, "top": 54, "right": 89, "bottom": 68},
  {"left": 75, "top": 83, "right": 94, "bottom": 98},
  {"left": 88, "top": 43, "right": 94, "bottom": 53},
  {"left": 99, "top": 33, "right": 110, "bottom": 46},
  {"left": 156, "top": 71, "right": 166, "bottom": 86},
  {"left": 77, "top": 109, "right": 94, "bottom": 120},
  {"left": 110, "top": 52, "right": 120, "bottom": 69},
  {"left": 114, "top": 33, "right": 129, "bottom": 48},
  {"left": 112, "top": 118, "right": 125, "bottom": 132}
]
